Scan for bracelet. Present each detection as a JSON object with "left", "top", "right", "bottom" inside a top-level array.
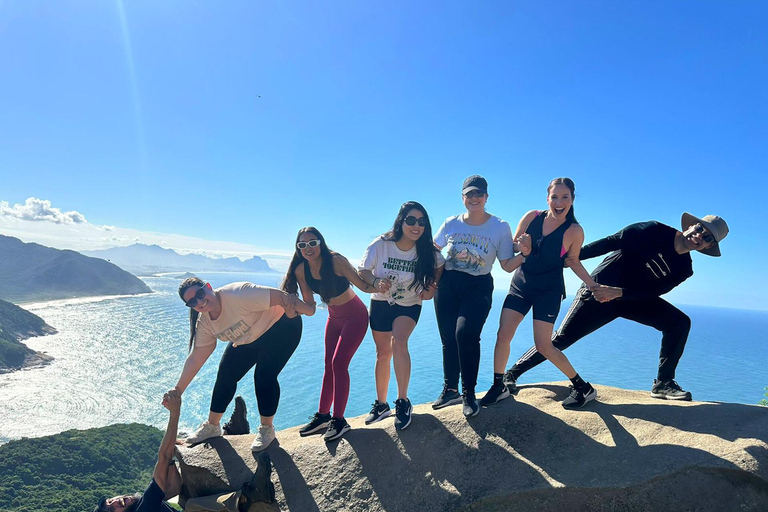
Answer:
[{"left": 372, "top": 277, "right": 379, "bottom": 288}]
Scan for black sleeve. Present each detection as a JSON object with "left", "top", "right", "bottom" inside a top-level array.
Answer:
[
  {"left": 621, "top": 267, "right": 693, "bottom": 300},
  {"left": 580, "top": 221, "right": 658, "bottom": 261}
]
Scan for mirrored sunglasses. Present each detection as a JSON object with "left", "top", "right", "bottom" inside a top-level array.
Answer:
[
  {"left": 404, "top": 215, "right": 427, "bottom": 227},
  {"left": 184, "top": 287, "right": 206, "bottom": 308},
  {"left": 464, "top": 190, "right": 485, "bottom": 199},
  {"left": 692, "top": 223, "right": 715, "bottom": 244},
  {"left": 297, "top": 239, "right": 321, "bottom": 250}
]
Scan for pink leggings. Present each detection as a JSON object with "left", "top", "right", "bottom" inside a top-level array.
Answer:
[{"left": 318, "top": 294, "right": 369, "bottom": 417}]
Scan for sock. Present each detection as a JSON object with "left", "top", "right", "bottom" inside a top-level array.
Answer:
[
  {"left": 493, "top": 373, "right": 504, "bottom": 386},
  {"left": 570, "top": 373, "right": 589, "bottom": 391}
]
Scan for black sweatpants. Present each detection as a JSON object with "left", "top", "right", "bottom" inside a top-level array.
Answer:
[
  {"left": 210, "top": 313, "right": 302, "bottom": 417},
  {"left": 509, "top": 287, "right": 691, "bottom": 382},
  {"left": 434, "top": 270, "right": 493, "bottom": 394}
]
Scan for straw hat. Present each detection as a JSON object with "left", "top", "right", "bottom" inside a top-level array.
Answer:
[{"left": 681, "top": 213, "right": 729, "bottom": 257}]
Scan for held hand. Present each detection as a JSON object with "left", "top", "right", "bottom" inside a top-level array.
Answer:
[
  {"left": 419, "top": 284, "right": 437, "bottom": 301},
  {"left": 591, "top": 285, "right": 622, "bottom": 303},
  {"left": 564, "top": 255, "right": 578, "bottom": 268},
  {"left": 515, "top": 233, "right": 532, "bottom": 257},
  {"left": 280, "top": 293, "right": 298, "bottom": 318},
  {"left": 162, "top": 389, "right": 182, "bottom": 413},
  {"left": 377, "top": 278, "right": 392, "bottom": 293}
]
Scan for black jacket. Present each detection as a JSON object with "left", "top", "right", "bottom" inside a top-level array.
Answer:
[{"left": 580, "top": 221, "right": 693, "bottom": 301}]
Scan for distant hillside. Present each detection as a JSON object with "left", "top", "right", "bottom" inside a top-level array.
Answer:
[
  {"left": 0, "top": 235, "right": 152, "bottom": 303},
  {"left": 0, "top": 298, "right": 56, "bottom": 372},
  {"left": 83, "top": 243, "right": 276, "bottom": 274}
]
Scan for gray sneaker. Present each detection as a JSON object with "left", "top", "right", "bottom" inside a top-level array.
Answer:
[
  {"left": 432, "top": 387, "right": 462, "bottom": 410},
  {"left": 651, "top": 379, "right": 692, "bottom": 401},
  {"left": 186, "top": 421, "right": 222, "bottom": 444},
  {"left": 251, "top": 424, "right": 276, "bottom": 452}
]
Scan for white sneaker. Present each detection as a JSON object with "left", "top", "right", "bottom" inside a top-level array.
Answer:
[
  {"left": 251, "top": 424, "right": 276, "bottom": 452},
  {"left": 186, "top": 421, "right": 222, "bottom": 444}
]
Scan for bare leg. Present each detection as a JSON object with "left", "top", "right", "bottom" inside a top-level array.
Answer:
[
  {"left": 533, "top": 319, "right": 577, "bottom": 378},
  {"left": 206, "top": 411, "right": 224, "bottom": 425},
  {"left": 391, "top": 316, "right": 417, "bottom": 400},
  {"left": 372, "top": 330, "right": 393, "bottom": 403},
  {"left": 492, "top": 309, "right": 526, "bottom": 374}
]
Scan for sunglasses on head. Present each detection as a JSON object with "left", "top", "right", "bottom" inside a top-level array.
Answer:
[
  {"left": 692, "top": 223, "right": 715, "bottom": 244},
  {"left": 404, "top": 215, "right": 427, "bottom": 227},
  {"left": 297, "top": 239, "right": 321, "bottom": 250},
  {"left": 184, "top": 287, "right": 206, "bottom": 308},
  {"left": 464, "top": 190, "right": 485, "bottom": 199}
]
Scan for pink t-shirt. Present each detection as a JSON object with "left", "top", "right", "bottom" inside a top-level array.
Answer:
[{"left": 194, "top": 282, "right": 284, "bottom": 348}]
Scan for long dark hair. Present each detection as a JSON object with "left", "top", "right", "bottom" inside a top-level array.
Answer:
[
  {"left": 547, "top": 177, "right": 578, "bottom": 224},
  {"left": 382, "top": 201, "right": 438, "bottom": 291},
  {"left": 178, "top": 277, "right": 204, "bottom": 352},
  {"left": 281, "top": 227, "right": 337, "bottom": 303}
]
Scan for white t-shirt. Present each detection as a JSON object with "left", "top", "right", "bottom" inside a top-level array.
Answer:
[
  {"left": 434, "top": 214, "right": 514, "bottom": 276},
  {"left": 359, "top": 237, "right": 445, "bottom": 307},
  {"left": 194, "top": 282, "right": 284, "bottom": 348}
]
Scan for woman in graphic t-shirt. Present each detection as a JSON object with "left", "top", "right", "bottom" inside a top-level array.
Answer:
[
  {"left": 481, "top": 177, "right": 600, "bottom": 409},
  {"left": 358, "top": 201, "right": 444, "bottom": 431},
  {"left": 432, "top": 175, "right": 526, "bottom": 418},
  {"left": 168, "top": 278, "right": 313, "bottom": 453},
  {"left": 281, "top": 227, "right": 377, "bottom": 442}
]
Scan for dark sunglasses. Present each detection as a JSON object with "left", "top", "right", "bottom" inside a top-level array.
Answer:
[
  {"left": 692, "top": 223, "right": 715, "bottom": 244},
  {"left": 184, "top": 287, "right": 206, "bottom": 308},
  {"left": 404, "top": 215, "right": 427, "bottom": 227},
  {"left": 297, "top": 239, "right": 321, "bottom": 250},
  {"left": 464, "top": 190, "right": 485, "bottom": 199}
]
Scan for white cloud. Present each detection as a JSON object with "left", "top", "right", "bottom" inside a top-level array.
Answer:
[{"left": 0, "top": 198, "right": 86, "bottom": 224}]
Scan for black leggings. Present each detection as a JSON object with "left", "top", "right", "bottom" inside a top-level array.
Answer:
[
  {"left": 210, "top": 314, "right": 302, "bottom": 417},
  {"left": 434, "top": 270, "right": 493, "bottom": 394},
  {"left": 510, "top": 287, "right": 691, "bottom": 382}
]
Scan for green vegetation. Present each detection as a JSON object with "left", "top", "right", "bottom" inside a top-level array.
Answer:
[
  {"left": 0, "top": 424, "right": 163, "bottom": 512},
  {"left": 760, "top": 387, "right": 768, "bottom": 406},
  {"left": 0, "top": 298, "right": 55, "bottom": 371}
]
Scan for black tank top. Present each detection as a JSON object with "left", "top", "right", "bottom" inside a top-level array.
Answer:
[
  {"left": 510, "top": 211, "right": 573, "bottom": 298},
  {"left": 303, "top": 261, "right": 350, "bottom": 301}
]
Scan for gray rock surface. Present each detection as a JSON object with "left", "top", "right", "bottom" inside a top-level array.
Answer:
[{"left": 263, "top": 383, "right": 767, "bottom": 511}]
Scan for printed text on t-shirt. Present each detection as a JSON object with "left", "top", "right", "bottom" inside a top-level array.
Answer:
[{"left": 383, "top": 257, "right": 416, "bottom": 273}]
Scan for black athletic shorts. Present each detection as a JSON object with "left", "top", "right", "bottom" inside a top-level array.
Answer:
[
  {"left": 369, "top": 299, "right": 422, "bottom": 332},
  {"left": 503, "top": 290, "right": 563, "bottom": 324}
]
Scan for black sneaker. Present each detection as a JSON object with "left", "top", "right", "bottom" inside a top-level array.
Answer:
[
  {"left": 462, "top": 392, "right": 480, "bottom": 418},
  {"left": 323, "top": 417, "right": 351, "bottom": 442},
  {"left": 503, "top": 370, "right": 518, "bottom": 393},
  {"left": 364, "top": 400, "right": 392, "bottom": 425},
  {"left": 299, "top": 412, "right": 332, "bottom": 437},
  {"left": 651, "top": 379, "right": 692, "bottom": 401},
  {"left": 480, "top": 382, "right": 511, "bottom": 406},
  {"left": 222, "top": 396, "right": 250, "bottom": 435},
  {"left": 394, "top": 398, "right": 413, "bottom": 430},
  {"left": 432, "top": 387, "right": 462, "bottom": 410},
  {"left": 562, "top": 384, "right": 597, "bottom": 409}
]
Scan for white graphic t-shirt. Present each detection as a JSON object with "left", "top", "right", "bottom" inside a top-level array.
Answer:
[
  {"left": 194, "top": 282, "right": 284, "bottom": 348},
  {"left": 359, "top": 237, "right": 445, "bottom": 307},
  {"left": 434, "top": 214, "right": 514, "bottom": 276}
]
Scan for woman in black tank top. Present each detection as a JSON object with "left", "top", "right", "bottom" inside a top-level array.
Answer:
[
  {"left": 281, "top": 227, "right": 378, "bottom": 442},
  {"left": 481, "top": 178, "right": 601, "bottom": 409}
]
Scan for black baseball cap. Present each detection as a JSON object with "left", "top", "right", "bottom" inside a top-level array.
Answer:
[{"left": 462, "top": 175, "right": 488, "bottom": 195}]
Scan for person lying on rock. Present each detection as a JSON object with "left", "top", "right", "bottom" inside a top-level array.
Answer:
[
  {"left": 502, "top": 213, "right": 729, "bottom": 401},
  {"left": 94, "top": 390, "right": 269, "bottom": 512}
]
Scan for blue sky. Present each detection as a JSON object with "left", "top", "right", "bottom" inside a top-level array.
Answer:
[{"left": 1, "top": 1, "right": 766, "bottom": 310}]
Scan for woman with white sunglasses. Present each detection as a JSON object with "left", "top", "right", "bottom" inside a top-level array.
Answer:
[{"left": 282, "top": 227, "right": 377, "bottom": 442}]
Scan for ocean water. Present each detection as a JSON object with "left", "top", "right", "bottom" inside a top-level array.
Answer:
[{"left": 1, "top": 272, "right": 766, "bottom": 444}]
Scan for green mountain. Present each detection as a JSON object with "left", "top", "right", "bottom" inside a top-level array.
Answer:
[
  {"left": 0, "top": 235, "right": 152, "bottom": 303},
  {"left": 0, "top": 298, "right": 56, "bottom": 371},
  {"left": 0, "top": 424, "right": 163, "bottom": 512}
]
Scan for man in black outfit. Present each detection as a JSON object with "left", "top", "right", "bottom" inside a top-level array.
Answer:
[{"left": 504, "top": 212, "right": 729, "bottom": 401}]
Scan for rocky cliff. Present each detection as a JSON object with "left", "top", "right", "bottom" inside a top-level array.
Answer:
[
  {"left": 0, "top": 298, "right": 56, "bottom": 372},
  {"left": 178, "top": 384, "right": 768, "bottom": 512}
]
